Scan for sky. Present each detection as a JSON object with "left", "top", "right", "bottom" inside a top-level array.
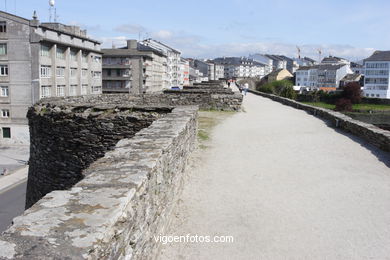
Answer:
[{"left": 3, "top": 0, "right": 389, "bottom": 61}]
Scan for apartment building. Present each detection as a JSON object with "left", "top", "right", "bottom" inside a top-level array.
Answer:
[
  {"left": 295, "top": 64, "right": 353, "bottom": 91},
  {"left": 248, "top": 54, "right": 273, "bottom": 75},
  {"left": 321, "top": 56, "right": 350, "bottom": 65},
  {"left": 264, "top": 54, "right": 287, "bottom": 71},
  {"left": 363, "top": 51, "right": 390, "bottom": 99},
  {"left": 317, "top": 64, "right": 352, "bottom": 91},
  {"left": 0, "top": 11, "right": 102, "bottom": 145},
  {"left": 212, "top": 57, "right": 265, "bottom": 79},
  {"left": 141, "top": 39, "right": 181, "bottom": 88},
  {"left": 102, "top": 40, "right": 166, "bottom": 94},
  {"left": 179, "top": 58, "right": 190, "bottom": 86},
  {"left": 295, "top": 66, "right": 318, "bottom": 90},
  {"left": 213, "top": 63, "right": 225, "bottom": 80}
]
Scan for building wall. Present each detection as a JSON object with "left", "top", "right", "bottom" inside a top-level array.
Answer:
[
  {"left": 0, "top": 12, "right": 102, "bottom": 145},
  {"left": 142, "top": 39, "right": 180, "bottom": 88},
  {"left": 0, "top": 14, "right": 32, "bottom": 145}
]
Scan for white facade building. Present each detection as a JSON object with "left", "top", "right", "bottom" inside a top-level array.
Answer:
[
  {"left": 141, "top": 39, "right": 181, "bottom": 88},
  {"left": 295, "top": 66, "right": 318, "bottom": 90},
  {"left": 295, "top": 64, "right": 353, "bottom": 91},
  {"left": 363, "top": 51, "right": 390, "bottom": 99},
  {"left": 213, "top": 57, "right": 265, "bottom": 79}
]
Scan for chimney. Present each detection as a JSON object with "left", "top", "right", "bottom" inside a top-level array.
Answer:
[{"left": 127, "top": 40, "right": 138, "bottom": 50}]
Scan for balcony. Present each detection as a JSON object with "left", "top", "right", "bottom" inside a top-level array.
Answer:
[
  {"left": 103, "top": 64, "right": 131, "bottom": 69},
  {"left": 103, "top": 75, "right": 132, "bottom": 81}
]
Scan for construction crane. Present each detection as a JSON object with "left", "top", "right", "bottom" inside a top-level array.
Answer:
[
  {"left": 296, "top": 46, "right": 301, "bottom": 59},
  {"left": 317, "top": 48, "right": 322, "bottom": 63}
]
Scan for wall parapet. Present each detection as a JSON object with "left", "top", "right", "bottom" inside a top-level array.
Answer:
[
  {"left": 0, "top": 105, "right": 198, "bottom": 259},
  {"left": 249, "top": 90, "right": 390, "bottom": 152},
  {"left": 38, "top": 92, "right": 243, "bottom": 112}
]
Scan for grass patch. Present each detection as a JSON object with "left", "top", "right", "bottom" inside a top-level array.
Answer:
[
  {"left": 302, "top": 102, "right": 335, "bottom": 110},
  {"left": 196, "top": 111, "right": 235, "bottom": 146},
  {"left": 198, "top": 130, "right": 209, "bottom": 141},
  {"left": 353, "top": 104, "right": 390, "bottom": 111},
  {"left": 302, "top": 102, "right": 390, "bottom": 111}
]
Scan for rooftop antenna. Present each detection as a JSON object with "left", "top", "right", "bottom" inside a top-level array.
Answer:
[
  {"left": 49, "top": 0, "right": 57, "bottom": 22},
  {"left": 4, "top": 0, "right": 7, "bottom": 12},
  {"left": 296, "top": 46, "right": 301, "bottom": 59}
]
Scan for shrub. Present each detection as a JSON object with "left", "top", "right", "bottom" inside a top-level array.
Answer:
[
  {"left": 280, "top": 85, "right": 297, "bottom": 100},
  {"left": 342, "top": 82, "right": 362, "bottom": 104},
  {"left": 335, "top": 98, "right": 352, "bottom": 111},
  {"left": 257, "top": 83, "right": 274, "bottom": 93}
]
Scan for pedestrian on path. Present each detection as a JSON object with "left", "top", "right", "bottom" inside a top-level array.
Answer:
[{"left": 243, "top": 83, "right": 249, "bottom": 96}]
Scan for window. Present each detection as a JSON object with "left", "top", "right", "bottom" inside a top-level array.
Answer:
[
  {"left": 40, "top": 65, "right": 51, "bottom": 78},
  {"left": 2, "top": 127, "right": 10, "bottom": 138},
  {"left": 56, "top": 85, "right": 65, "bottom": 97},
  {"left": 1, "top": 109, "right": 9, "bottom": 118},
  {"left": 93, "top": 56, "right": 101, "bottom": 63},
  {"left": 91, "top": 86, "right": 101, "bottom": 94},
  {"left": 82, "top": 69, "right": 88, "bottom": 77},
  {"left": 0, "top": 65, "right": 8, "bottom": 76},
  {"left": 0, "top": 43, "right": 6, "bottom": 55},
  {"left": 56, "top": 47, "right": 65, "bottom": 59},
  {"left": 0, "top": 86, "right": 8, "bottom": 97},
  {"left": 376, "top": 94, "right": 380, "bottom": 97},
  {"left": 40, "top": 85, "right": 51, "bottom": 98},
  {"left": 82, "top": 52, "right": 88, "bottom": 63},
  {"left": 365, "top": 78, "right": 388, "bottom": 84},
  {"left": 81, "top": 84, "right": 88, "bottom": 95},
  {"left": 0, "top": 21, "right": 6, "bottom": 33},
  {"left": 70, "top": 68, "right": 77, "bottom": 77},
  {"left": 40, "top": 45, "right": 50, "bottom": 57},
  {"left": 56, "top": 67, "right": 65, "bottom": 78},
  {"left": 92, "top": 71, "right": 101, "bottom": 78},
  {"left": 69, "top": 85, "right": 77, "bottom": 96},
  {"left": 70, "top": 50, "right": 78, "bottom": 61}
]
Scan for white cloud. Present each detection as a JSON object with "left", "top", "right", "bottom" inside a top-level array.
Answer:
[
  {"left": 115, "top": 24, "right": 146, "bottom": 34},
  {"left": 178, "top": 41, "right": 375, "bottom": 61},
  {"left": 151, "top": 30, "right": 173, "bottom": 39},
  {"left": 104, "top": 24, "right": 376, "bottom": 61},
  {"left": 99, "top": 36, "right": 127, "bottom": 48}
]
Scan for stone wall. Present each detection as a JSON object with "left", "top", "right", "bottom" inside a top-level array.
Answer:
[
  {"left": 0, "top": 103, "right": 198, "bottom": 259},
  {"left": 249, "top": 90, "right": 390, "bottom": 152},
  {"left": 26, "top": 102, "right": 172, "bottom": 208}
]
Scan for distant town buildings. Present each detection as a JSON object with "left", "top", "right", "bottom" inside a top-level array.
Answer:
[
  {"left": 188, "top": 59, "right": 224, "bottom": 81},
  {"left": 295, "top": 57, "right": 354, "bottom": 91},
  {"left": 212, "top": 57, "right": 265, "bottom": 79},
  {"left": 363, "top": 51, "right": 390, "bottom": 99},
  {"left": 0, "top": 11, "right": 102, "bottom": 145}
]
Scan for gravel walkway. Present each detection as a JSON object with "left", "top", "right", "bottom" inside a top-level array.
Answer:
[{"left": 160, "top": 93, "right": 390, "bottom": 260}]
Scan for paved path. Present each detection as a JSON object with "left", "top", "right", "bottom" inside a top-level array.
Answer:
[
  {"left": 160, "top": 93, "right": 390, "bottom": 259},
  {"left": 0, "top": 181, "right": 26, "bottom": 233}
]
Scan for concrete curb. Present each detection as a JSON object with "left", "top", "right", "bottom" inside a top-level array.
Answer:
[{"left": 0, "top": 166, "right": 28, "bottom": 194}]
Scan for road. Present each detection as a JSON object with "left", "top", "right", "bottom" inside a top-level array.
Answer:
[
  {"left": 160, "top": 92, "right": 390, "bottom": 259},
  {"left": 0, "top": 181, "right": 27, "bottom": 233}
]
